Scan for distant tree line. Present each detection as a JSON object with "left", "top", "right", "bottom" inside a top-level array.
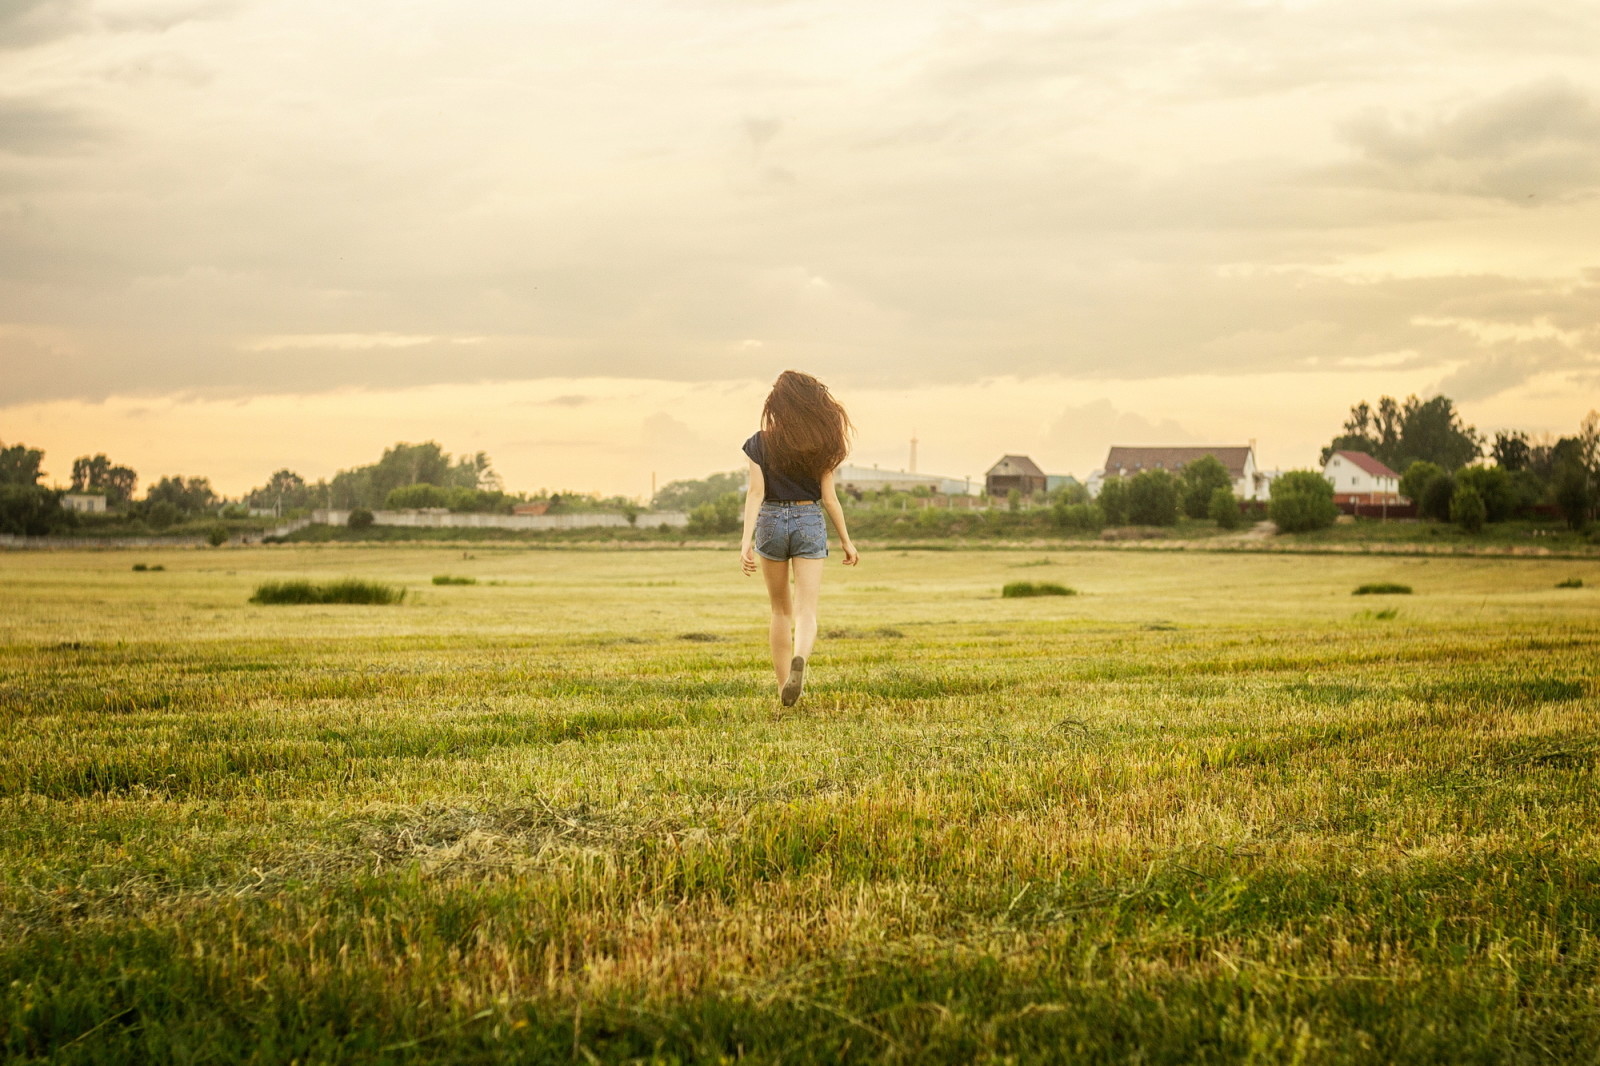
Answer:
[{"left": 1320, "top": 395, "right": 1598, "bottom": 532}]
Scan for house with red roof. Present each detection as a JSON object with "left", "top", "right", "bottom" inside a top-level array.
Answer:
[{"left": 1323, "top": 450, "right": 1401, "bottom": 504}]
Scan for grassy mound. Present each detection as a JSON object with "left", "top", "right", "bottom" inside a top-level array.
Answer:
[
  {"left": 1353, "top": 582, "right": 1412, "bottom": 595},
  {"left": 432, "top": 575, "right": 477, "bottom": 586},
  {"left": 249, "top": 579, "right": 405, "bottom": 605},
  {"left": 1002, "top": 580, "right": 1077, "bottom": 598},
  {"left": 1556, "top": 577, "right": 1584, "bottom": 588}
]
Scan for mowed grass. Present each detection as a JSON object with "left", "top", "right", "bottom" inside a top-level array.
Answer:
[{"left": 0, "top": 547, "right": 1597, "bottom": 1064}]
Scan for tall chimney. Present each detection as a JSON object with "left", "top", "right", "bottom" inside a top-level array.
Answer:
[{"left": 910, "top": 430, "right": 918, "bottom": 474}]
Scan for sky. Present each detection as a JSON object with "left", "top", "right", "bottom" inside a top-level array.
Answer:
[{"left": 3, "top": 0, "right": 1599, "bottom": 499}]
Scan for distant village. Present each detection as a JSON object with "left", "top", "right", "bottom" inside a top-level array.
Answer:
[{"left": 836, "top": 442, "right": 1398, "bottom": 508}]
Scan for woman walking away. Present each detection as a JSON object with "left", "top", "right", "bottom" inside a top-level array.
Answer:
[{"left": 740, "top": 371, "right": 859, "bottom": 706}]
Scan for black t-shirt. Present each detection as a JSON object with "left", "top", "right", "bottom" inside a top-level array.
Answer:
[{"left": 742, "top": 431, "right": 822, "bottom": 502}]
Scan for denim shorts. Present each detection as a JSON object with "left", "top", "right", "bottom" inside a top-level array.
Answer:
[{"left": 754, "top": 501, "right": 828, "bottom": 561}]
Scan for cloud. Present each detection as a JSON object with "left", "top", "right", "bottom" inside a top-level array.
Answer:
[
  {"left": 0, "top": 0, "right": 89, "bottom": 49},
  {"left": 0, "top": 97, "right": 102, "bottom": 155},
  {"left": 1041, "top": 399, "right": 1197, "bottom": 474},
  {"left": 1336, "top": 79, "right": 1600, "bottom": 203}
]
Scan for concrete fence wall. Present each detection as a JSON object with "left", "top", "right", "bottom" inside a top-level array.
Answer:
[
  {"left": 0, "top": 534, "right": 207, "bottom": 550},
  {"left": 307, "top": 509, "right": 690, "bottom": 530}
]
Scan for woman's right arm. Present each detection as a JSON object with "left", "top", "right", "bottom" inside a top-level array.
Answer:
[{"left": 740, "top": 459, "right": 764, "bottom": 575}]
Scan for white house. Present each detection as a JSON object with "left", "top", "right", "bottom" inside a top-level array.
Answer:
[
  {"left": 1323, "top": 450, "right": 1401, "bottom": 502},
  {"left": 63, "top": 493, "right": 107, "bottom": 514},
  {"left": 1099, "top": 445, "right": 1269, "bottom": 501}
]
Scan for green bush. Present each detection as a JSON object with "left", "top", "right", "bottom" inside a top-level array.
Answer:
[
  {"left": 1181, "top": 455, "right": 1233, "bottom": 519},
  {"left": 385, "top": 483, "right": 453, "bottom": 510},
  {"left": 1002, "top": 581, "right": 1077, "bottom": 598},
  {"left": 206, "top": 525, "right": 229, "bottom": 547},
  {"left": 1454, "top": 466, "right": 1515, "bottom": 523},
  {"left": 1553, "top": 463, "right": 1592, "bottom": 531},
  {"left": 1052, "top": 501, "right": 1103, "bottom": 532},
  {"left": 347, "top": 508, "right": 375, "bottom": 530},
  {"left": 1126, "top": 469, "right": 1179, "bottom": 526},
  {"left": 1450, "top": 484, "right": 1487, "bottom": 533},
  {"left": 688, "top": 492, "right": 742, "bottom": 535},
  {"left": 1269, "top": 470, "right": 1338, "bottom": 533},
  {"left": 1208, "top": 486, "right": 1242, "bottom": 530},
  {"left": 146, "top": 500, "right": 180, "bottom": 530},
  {"left": 1418, "top": 473, "right": 1456, "bottom": 522},
  {"left": 1354, "top": 582, "right": 1412, "bottom": 595},
  {"left": 1096, "top": 478, "right": 1129, "bottom": 525},
  {"left": 432, "top": 575, "right": 477, "bottom": 586},
  {"left": 1555, "top": 577, "right": 1583, "bottom": 589},
  {"left": 250, "top": 579, "right": 404, "bottom": 605},
  {"left": 1399, "top": 460, "right": 1443, "bottom": 505}
]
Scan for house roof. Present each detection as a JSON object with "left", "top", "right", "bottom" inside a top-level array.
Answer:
[
  {"left": 1332, "top": 450, "right": 1400, "bottom": 479},
  {"left": 1103, "top": 446, "right": 1253, "bottom": 479},
  {"left": 986, "top": 454, "right": 1046, "bottom": 478}
]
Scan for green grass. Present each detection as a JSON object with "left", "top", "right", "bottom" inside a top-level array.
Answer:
[
  {"left": 1001, "top": 580, "right": 1077, "bottom": 598},
  {"left": 249, "top": 578, "right": 406, "bottom": 605},
  {"left": 1353, "top": 581, "right": 1412, "bottom": 595},
  {"left": 1558, "top": 577, "right": 1585, "bottom": 588},
  {"left": 1, "top": 547, "right": 1598, "bottom": 1063},
  {"left": 431, "top": 574, "right": 477, "bottom": 586}
]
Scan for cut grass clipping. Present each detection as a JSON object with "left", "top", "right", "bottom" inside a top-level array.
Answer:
[
  {"left": 432, "top": 575, "right": 477, "bottom": 586},
  {"left": 250, "top": 579, "right": 405, "bottom": 605},
  {"left": 1556, "top": 577, "right": 1584, "bottom": 588},
  {"left": 1002, "top": 580, "right": 1076, "bottom": 598},
  {"left": 1353, "top": 582, "right": 1413, "bottom": 595}
]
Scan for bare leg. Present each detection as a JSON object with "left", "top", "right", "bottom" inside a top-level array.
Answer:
[
  {"left": 790, "top": 557, "right": 824, "bottom": 661},
  {"left": 760, "top": 556, "right": 793, "bottom": 686}
]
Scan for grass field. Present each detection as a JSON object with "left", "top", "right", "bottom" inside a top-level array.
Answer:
[{"left": 2, "top": 546, "right": 1597, "bottom": 1064}]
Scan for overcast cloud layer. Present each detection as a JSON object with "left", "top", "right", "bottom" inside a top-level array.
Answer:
[{"left": 3, "top": 0, "right": 1599, "bottom": 492}]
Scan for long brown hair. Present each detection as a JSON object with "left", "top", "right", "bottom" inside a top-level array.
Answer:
[{"left": 761, "top": 370, "right": 853, "bottom": 480}]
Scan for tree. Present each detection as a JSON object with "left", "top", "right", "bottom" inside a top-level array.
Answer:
[
  {"left": 1007, "top": 488, "right": 1022, "bottom": 512},
  {"left": 145, "top": 476, "right": 217, "bottom": 515},
  {"left": 1125, "top": 469, "right": 1179, "bottom": 526},
  {"left": 1269, "top": 470, "right": 1338, "bottom": 533},
  {"left": 1450, "top": 484, "right": 1486, "bottom": 533},
  {"left": 1321, "top": 394, "right": 1481, "bottom": 472},
  {"left": 247, "top": 469, "right": 310, "bottom": 512},
  {"left": 1209, "top": 485, "right": 1243, "bottom": 530},
  {"left": 348, "top": 508, "right": 375, "bottom": 530},
  {"left": 1180, "top": 455, "right": 1233, "bottom": 519},
  {"left": 687, "top": 492, "right": 742, "bottom": 534},
  {"left": 329, "top": 442, "right": 502, "bottom": 509},
  {"left": 71, "top": 454, "right": 138, "bottom": 505},
  {"left": 385, "top": 483, "right": 453, "bottom": 509},
  {"left": 1418, "top": 473, "right": 1456, "bottom": 522},
  {"left": 652, "top": 471, "right": 745, "bottom": 511},
  {"left": 0, "top": 484, "right": 65, "bottom": 535},
  {"left": 1096, "top": 478, "right": 1130, "bottom": 526},
  {"left": 1490, "top": 431, "right": 1531, "bottom": 473},
  {"left": 1454, "top": 467, "right": 1515, "bottom": 523},
  {"left": 1553, "top": 463, "right": 1592, "bottom": 531},
  {"left": 1399, "top": 461, "right": 1443, "bottom": 504},
  {"left": 0, "top": 442, "right": 45, "bottom": 486}
]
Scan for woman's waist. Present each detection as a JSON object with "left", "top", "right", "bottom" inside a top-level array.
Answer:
[{"left": 760, "top": 499, "right": 821, "bottom": 510}]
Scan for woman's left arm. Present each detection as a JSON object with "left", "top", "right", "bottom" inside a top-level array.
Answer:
[{"left": 819, "top": 470, "right": 859, "bottom": 566}]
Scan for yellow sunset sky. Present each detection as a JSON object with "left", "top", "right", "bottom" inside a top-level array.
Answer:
[{"left": 4, "top": 0, "right": 1598, "bottom": 497}]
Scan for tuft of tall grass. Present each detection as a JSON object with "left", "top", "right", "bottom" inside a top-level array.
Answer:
[
  {"left": 249, "top": 579, "right": 405, "bottom": 605},
  {"left": 432, "top": 575, "right": 477, "bottom": 586},
  {"left": 1353, "top": 582, "right": 1412, "bottom": 595},
  {"left": 130, "top": 563, "right": 165, "bottom": 572},
  {"left": 1556, "top": 577, "right": 1584, "bottom": 588},
  {"left": 1002, "top": 580, "right": 1076, "bottom": 598}
]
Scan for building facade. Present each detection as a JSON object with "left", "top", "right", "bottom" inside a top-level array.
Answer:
[
  {"left": 1323, "top": 450, "right": 1401, "bottom": 503},
  {"left": 1098, "top": 445, "right": 1267, "bottom": 501},
  {"left": 985, "top": 455, "right": 1048, "bottom": 497}
]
